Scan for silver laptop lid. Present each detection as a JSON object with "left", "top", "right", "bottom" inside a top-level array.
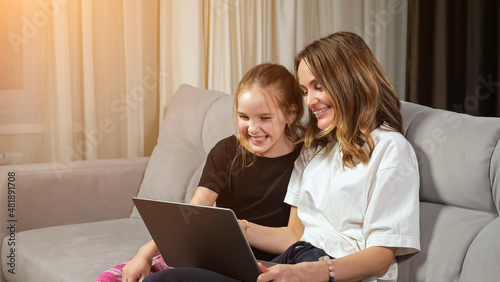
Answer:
[{"left": 133, "top": 197, "right": 261, "bottom": 282}]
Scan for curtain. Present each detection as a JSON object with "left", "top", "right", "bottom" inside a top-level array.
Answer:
[
  {"left": 406, "top": 0, "right": 500, "bottom": 117},
  {"left": 159, "top": 0, "right": 408, "bottom": 125},
  {"left": 0, "top": 0, "right": 408, "bottom": 165},
  {"left": 0, "top": 0, "right": 159, "bottom": 165}
]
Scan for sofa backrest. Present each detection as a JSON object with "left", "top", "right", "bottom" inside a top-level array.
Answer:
[
  {"left": 132, "top": 84, "right": 500, "bottom": 281},
  {"left": 397, "top": 101, "right": 500, "bottom": 282},
  {"left": 130, "top": 84, "right": 235, "bottom": 218}
]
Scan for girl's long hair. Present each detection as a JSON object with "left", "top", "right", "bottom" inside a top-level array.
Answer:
[
  {"left": 233, "top": 63, "right": 305, "bottom": 167},
  {"left": 294, "top": 32, "right": 402, "bottom": 168}
]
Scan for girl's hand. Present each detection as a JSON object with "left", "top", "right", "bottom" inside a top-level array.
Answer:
[
  {"left": 122, "top": 255, "right": 151, "bottom": 282},
  {"left": 237, "top": 219, "right": 250, "bottom": 235}
]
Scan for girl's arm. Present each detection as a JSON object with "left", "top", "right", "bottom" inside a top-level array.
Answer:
[
  {"left": 189, "top": 186, "right": 218, "bottom": 205},
  {"left": 241, "top": 206, "right": 304, "bottom": 254},
  {"left": 122, "top": 240, "right": 160, "bottom": 281},
  {"left": 258, "top": 246, "right": 397, "bottom": 282}
]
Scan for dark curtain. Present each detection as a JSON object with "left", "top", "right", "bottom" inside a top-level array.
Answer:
[{"left": 406, "top": 0, "right": 500, "bottom": 117}]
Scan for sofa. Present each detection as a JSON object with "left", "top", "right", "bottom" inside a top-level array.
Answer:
[{"left": 1, "top": 84, "right": 499, "bottom": 282}]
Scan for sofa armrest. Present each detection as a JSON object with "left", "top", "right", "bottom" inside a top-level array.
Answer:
[{"left": 0, "top": 157, "right": 148, "bottom": 240}]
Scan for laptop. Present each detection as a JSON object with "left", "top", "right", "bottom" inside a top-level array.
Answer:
[{"left": 133, "top": 197, "right": 274, "bottom": 282}]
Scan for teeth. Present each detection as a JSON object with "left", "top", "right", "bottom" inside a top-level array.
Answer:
[
  {"left": 313, "top": 106, "right": 330, "bottom": 115},
  {"left": 250, "top": 136, "right": 266, "bottom": 141}
]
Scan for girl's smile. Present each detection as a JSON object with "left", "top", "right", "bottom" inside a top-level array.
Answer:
[
  {"left": 249, "top": 134, "right": 267, "bottom": 143},
  {"left": 237, "top": 89, "right": 294, "bottom": 157}
]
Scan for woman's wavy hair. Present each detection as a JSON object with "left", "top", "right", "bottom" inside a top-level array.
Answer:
[
  {"left": 233, "top": 63, "right": 305, "bottom": 166},
  {"left": 294, "top": 32, "right": 403, "bottom": 168}
]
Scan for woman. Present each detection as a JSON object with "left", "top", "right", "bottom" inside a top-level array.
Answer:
[{"left": 253, "top": 31, "right": 420, "bottom": 282}]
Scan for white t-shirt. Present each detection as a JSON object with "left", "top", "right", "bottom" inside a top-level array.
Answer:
[{"left": 285, "top": 128, "right": 420, "bottom": 282}]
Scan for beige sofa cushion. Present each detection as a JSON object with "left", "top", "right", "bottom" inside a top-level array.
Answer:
[
  {"left": 2, "top": 218, "right": 150, "bottom": 282},
  {"left": 131, "top": 84, "right": 234, "bottom": 218},
  {"left": 397, "top": 101, "right": 500, "bottom": 281}
]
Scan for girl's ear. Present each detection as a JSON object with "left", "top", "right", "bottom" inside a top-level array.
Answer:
[{"left": 287, "top": 104, "right": 298, "bottom": 124}]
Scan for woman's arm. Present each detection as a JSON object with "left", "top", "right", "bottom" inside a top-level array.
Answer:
[
  {"left": 258, "top": 246, "right": 397, "bottom": 282},
  {"left": 327, "top": 246, "right": 397, "bottom": 281},
  {"left": 241, "top": 206, "right": 304, "bottom": 255}
]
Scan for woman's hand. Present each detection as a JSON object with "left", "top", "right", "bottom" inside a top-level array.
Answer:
[
  {"left": 122, "top": 255, "right": 152, "bottom": 282},
  {"left": 257, "top": 261, "right": 329, "bottom": 282},
  {"left": 257, "top": 263, "right": 307, "bottom": 282}
]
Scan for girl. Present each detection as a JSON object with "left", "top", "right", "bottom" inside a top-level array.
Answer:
[
  {"left": 253, "top": 32, "right": 421, "bottom": 282},
  {"left": 100, "top": 63, "right": 306, "bottom": 282}
]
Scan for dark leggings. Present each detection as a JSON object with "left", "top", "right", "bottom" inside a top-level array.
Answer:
[
  {"left": 143, "top": 267, "right": 239, "bottom": 282},
  {"left": 271, "top": 241, "right": 330, "bottom": 264},
  {"left": 143, "top": 241, "right": 331, "bottom": 281}
]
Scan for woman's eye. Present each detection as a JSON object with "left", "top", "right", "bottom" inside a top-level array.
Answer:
[
  {"left": 261, "top": 117, "right": 271, "bottom": 121},
  {"left": 302, "top": 91, "right": 308, "bottom": 96},
  {"left": 239, "top": 115, "right": 249, "bottom": 120},
  {"left": 315, "top": 85, "right": 322, "bottom": 91}
]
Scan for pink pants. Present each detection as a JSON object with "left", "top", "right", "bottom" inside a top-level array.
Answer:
[{"left": 96, "top": 255, "right": 171, "bottom": 282}]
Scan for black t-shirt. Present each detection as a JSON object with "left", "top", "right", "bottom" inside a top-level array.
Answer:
[{"left": 198, "top": 135, "right": 300, "bottom": 260}]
